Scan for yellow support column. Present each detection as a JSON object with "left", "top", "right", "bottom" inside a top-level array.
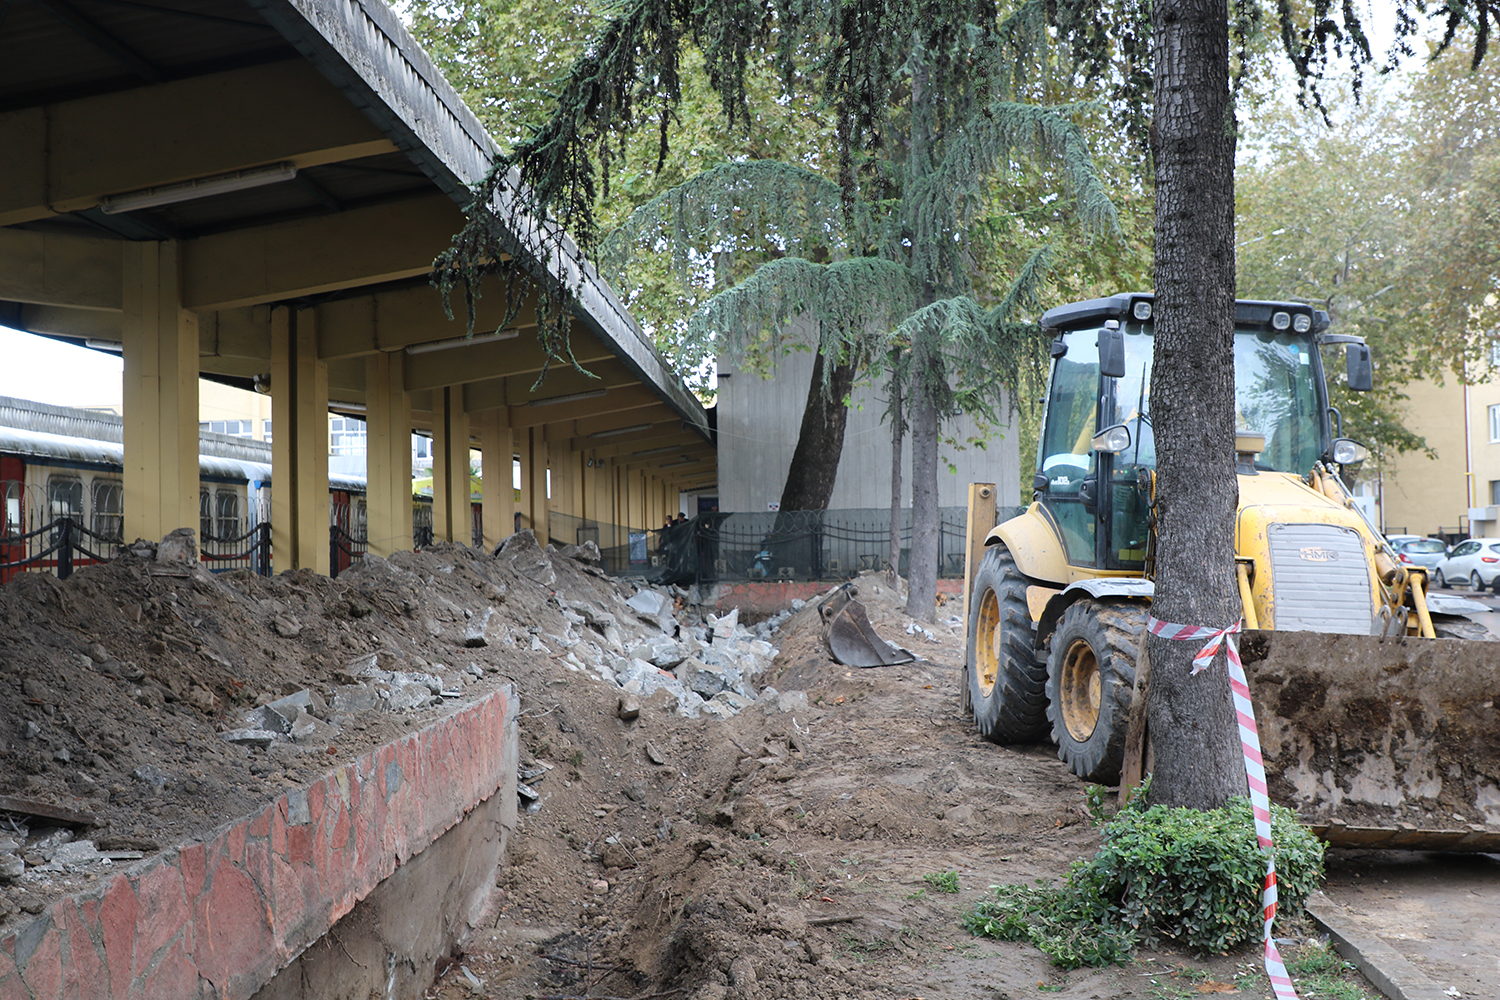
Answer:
[
  {"left": 270, "top": 306, "right": 330, "bottom": 574},
  {"left": 479, "top": 409, "right": 514, "bottom": 549},
  {"left": 525, "top": 426, "right": 550, "bottom": 545},
  {"left": 121, "top": 241, "right": 199, "bottom": 543},
  {"left": 432, "top": 386, "right": 472, "bottom": 544},
  {"left": 365, "top": 351, "right": 413, "bottom": 557}
]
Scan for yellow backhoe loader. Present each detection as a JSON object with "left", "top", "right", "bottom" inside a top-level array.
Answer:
[{"left": 964, "top": 293, "right": 1500, "bottom": 850}]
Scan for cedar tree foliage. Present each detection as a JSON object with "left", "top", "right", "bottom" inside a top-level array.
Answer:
[{"left": 433, "top": 0, "right": 1123, "bottom": 618}]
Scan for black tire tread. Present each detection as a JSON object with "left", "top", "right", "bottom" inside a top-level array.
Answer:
[
  {"left": 965, "top": 545, "right": 1049, "bottom": 744},
  {"left": 1043, "top": 600, "right": 1143, "bottom": 783}
]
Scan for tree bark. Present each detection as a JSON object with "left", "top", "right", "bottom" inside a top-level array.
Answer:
[
  {"left": 905, "top": 354, "right": 940, "bottom": 622},
  {"left": 777, "top": 348, "right": 857, "bottom": 512},
  {"left": 1144, "top": 0, "right": 1246, "bottom": 809},
  {"left": 887, "top": 362, "right": 906, "bottom": 586}
]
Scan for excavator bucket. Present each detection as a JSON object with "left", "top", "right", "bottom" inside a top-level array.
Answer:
[
  {"left": 821, "top": 584, "right": 916, "bottom": 668},
  {"left": 1242, "top": 630, "right": 1500, "bottom": 851}
]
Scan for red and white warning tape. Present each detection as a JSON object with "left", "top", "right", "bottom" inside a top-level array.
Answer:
[{"left": 1146, "top": 615, "right": 1298, "bottom": 1000}]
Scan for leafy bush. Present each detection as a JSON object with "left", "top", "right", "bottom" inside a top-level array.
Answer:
[{"left": 963, "top": 796, "right": 1324, "bottom": 968}]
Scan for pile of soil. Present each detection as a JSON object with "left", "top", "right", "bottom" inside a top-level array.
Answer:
[{"left": 0, "top": 539, "right": 1367, "bottom": 999}]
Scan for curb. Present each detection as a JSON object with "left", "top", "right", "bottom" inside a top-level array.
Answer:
[{"left": 1305, "top": 891, "right": 1454, "bottom": 1000}]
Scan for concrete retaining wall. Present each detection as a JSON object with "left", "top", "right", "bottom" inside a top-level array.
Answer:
[{"left": 0, "top": 686, "right": 517, "bottom": 1000}]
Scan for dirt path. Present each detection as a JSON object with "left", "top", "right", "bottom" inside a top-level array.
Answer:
[{"left": 434, "top": 580, "right": 1354, "bottom": 1000}]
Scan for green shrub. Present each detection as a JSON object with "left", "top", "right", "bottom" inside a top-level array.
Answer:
[{"left": 963, "top": 796, "right": 1324, "bottom": 967}]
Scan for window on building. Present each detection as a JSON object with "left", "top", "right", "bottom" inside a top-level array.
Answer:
[
  {"left": 1490, "top": 339, "right": 1500, "bottom": 369},
  {"left": 200, "top": 419, "right": 254, "bottom": 437},
  {"left": 91, "top": 479, "right": 124, "bottom": 541},
  {"left": 47, "top": 477, "right": 83, "bottom": 523},
  {"left": 1491, "top": 480, "right": 1500, "bottom": 506},
  {"left": 412, "top": 433, "right": 433, "bottom": 461},
  {"left": 330, "top": 416, "right": 367, "bottom": 457},
  {"left": 215, "top": 490, "right": 241, "bottom": 539},
  {"left": 262, "top": 419, "right": 273, "bottom": 443},
  {"left": 1491, "top": 404, "right": 1500, "bottom": 443},
  {"left": 200, "top": 488, "right": 213, "bottom": 541}
]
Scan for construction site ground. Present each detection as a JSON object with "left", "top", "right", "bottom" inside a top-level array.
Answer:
[{"left": 0, "top": 538, "right": 1494, "bottom": 999}]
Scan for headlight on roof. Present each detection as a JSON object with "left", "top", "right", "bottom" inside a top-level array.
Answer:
[
  {"left": 1132, "top": 300, "right": 1152, "bottom": 321},
  {"left": 1271, "top": 311, "right": 1291, "bottom": 331},
  {"left": 1292, "top": 313, "right": 1312, "bottom": 333}
]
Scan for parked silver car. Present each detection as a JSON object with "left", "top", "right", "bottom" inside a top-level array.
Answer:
[
  {"left": 1394, "top": 537, "right": 1449, "bottom": 576},
  {"left": 1433, "top": 538, "right": 1500, "bottom": 592}
]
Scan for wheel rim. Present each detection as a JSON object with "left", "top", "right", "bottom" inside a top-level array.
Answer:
[
  {"left": 1474, "top": 572, "right": 1484, "bottom": 591},
  {"left": 1057, "top": 637, "right": 1101, "bottom": 742},
  {"left": 974, "top": 589, "right": 1000, "bottom": 698}
]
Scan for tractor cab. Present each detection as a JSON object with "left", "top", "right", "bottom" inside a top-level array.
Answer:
[{"left": 1034, "top": 293, "right": 1369, "bottom": 577}]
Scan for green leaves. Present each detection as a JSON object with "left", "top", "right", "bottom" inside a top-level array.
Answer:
[{"left": 964, "top": 796, "right": 1325, "bottom": 968}]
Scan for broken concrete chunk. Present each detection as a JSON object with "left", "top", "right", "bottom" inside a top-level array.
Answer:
[
  {"left": 271, "top": 615, "right": 303, "bottom": 638},
  {"left": 707, "top": 608, "right": 740, "bottom": 642},
  {"left": 288, "top": 710, "right": 341, "bottom": 744},
  {"left": 221, "top": 729, "right": 278, "bottom": 748},
  {"left": 629, "top": 636, "right": 688, "bottom": 669},
  {"left": 464, "top": 606, "right": 495, "bottom": 647},
  {"left": 675, "top": 658, "right": 729, "bottom": 698},
  {"left": 331, "top": 684, "right": 382, "bottom": 715},
  {"left": 617, "top": 696, "right": 642, "bottom": 722},
  {"left": 156, "top": 527, "right": 198, "bottom": 564},
  {"left": 626, "top": 590, "right": 670, "bottom": 618},
  {"left": 47, "top": 840, "right": 101, "bottom": 867},
  {"left": 266, "top": 689, "right": 327, "bottom": 726},
  {"left": 645, "top": 742, "right": 666, "bottom": 765}
]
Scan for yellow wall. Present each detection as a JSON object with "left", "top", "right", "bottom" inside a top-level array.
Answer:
[{"left": 1379, "top": 373, "right": 1500, "bottom": 539}]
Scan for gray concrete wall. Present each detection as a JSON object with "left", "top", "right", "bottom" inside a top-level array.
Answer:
[
  {"left": 251, "top": 787, "right": 514, "bottom": 1000},
  {"left": 716, "top": 323, "right": 1020, "bottom": 513}
]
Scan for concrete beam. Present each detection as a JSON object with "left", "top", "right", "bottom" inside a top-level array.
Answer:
[
  {"left": 460, "top": 359, "right": 640, "bottom": 412},
  {"left": 503, "top": 384, "right": 667, "bottom": 430},
  {"left": 0, "top": 60, "right": 394, "bottom": 226},
  {"left": 182, "top": 194, "right": 464, "bottom": 311},
  {"left": 403, "top": 328, "right": 616, "bottom": 392},
  {"left": 578, "top": 430, "right": 710, "bottom": 460},
  {"left": 0, "top": 230, "right": 123, "bottom": 311},
  {"left": 315, "top": 284, "right": 539, "bottom": 360}
]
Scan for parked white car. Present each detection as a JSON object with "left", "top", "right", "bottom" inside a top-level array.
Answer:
[{"left": 1433, "top": 539, "right": 1500, "bottom": 592}]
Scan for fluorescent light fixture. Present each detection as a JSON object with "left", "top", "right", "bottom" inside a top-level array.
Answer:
[
  {"left": 528, "top": 388, "right": 607, "bottom": 408},
  {"left": 85, "top": 339, "right": 123, "bottom": 352},
  {"left": 405, "top": 329, "right": 522, "bottom": 355},
  {"left": 659, "top": 457, "right": 700, "bottom": 469},
  {"left": 631, "top": 445, "right": 682, "bottom": 457},
  {"left": 590, "top": 423, "right": 653, "bottom": 439},
  {"left": 329, "top": 400, "right": 367, "bottom": 414},
  {"left": 98, "top": 162, "right": 298, "bottom": 214}
]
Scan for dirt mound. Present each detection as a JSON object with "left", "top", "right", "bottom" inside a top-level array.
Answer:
[{"left": 2, "top": 549, "right": 1371, "bottom": 1000}]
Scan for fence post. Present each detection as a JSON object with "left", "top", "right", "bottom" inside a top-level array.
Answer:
[
  {"left": 329, "top": 526, "right": 339, "bottom": 579},
  {"left": 258, "top": 522, "right": 272, "bottom": 576},
  {"left": 57, "top": 518, "right": 73, "bottom": 580}
]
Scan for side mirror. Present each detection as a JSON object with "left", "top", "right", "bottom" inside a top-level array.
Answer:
[
  {"left": 1098, "top": 325, "right": 1126, "bottom": 378},
  {"left": 1346, "top": 344, "right": 1373, "bottom": 392},
  {"left": 1032, "top": 472, "right": 1050, "bottom": 495}
]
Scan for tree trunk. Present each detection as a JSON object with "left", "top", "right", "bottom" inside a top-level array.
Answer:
[
  {"left": 1144, "top": 0, "right": 1245, "bottom": 809},
  {"left": 777, "top": 349, "right": 857, "bottom": 512},
  {"left": 905, "top": 355, "right": 940, "bottom": 622},
  {"left": 887, "top": 362, "right": 906, "bottom": 586}
]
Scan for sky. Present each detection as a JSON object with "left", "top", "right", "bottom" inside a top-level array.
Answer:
[{"left": 0, "top": 326, "right": 123, "bottom": 408}]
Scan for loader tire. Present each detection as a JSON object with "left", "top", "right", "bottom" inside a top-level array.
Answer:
[
  {"left": 964, "top": 544, "right": 1049, "bottom": 744},
  {"left": 1045, "top": 600, "right": 1140, "bottom": 783}
]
